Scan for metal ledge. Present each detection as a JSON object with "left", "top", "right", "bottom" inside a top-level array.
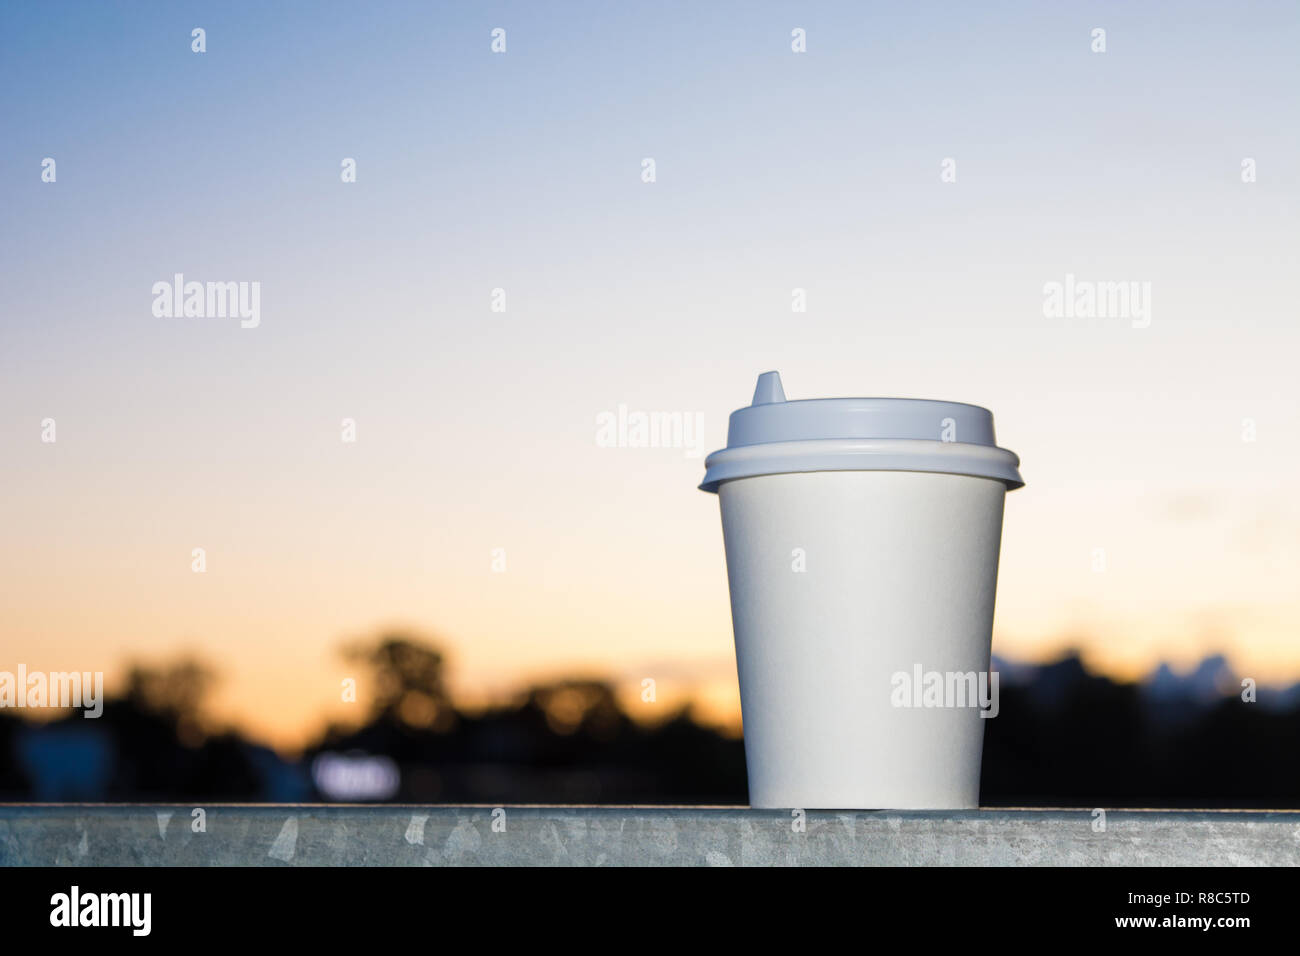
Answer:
[{"left": 2, "top": 806, "right": 1297, "bottom": 866}]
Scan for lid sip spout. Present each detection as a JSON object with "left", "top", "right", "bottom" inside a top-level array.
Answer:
[{"left": 751, "top": 371, "right": 787, "bottom": 405}]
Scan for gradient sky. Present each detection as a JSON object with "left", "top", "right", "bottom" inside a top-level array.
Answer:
[{"left": 2, "top": 1, "right": 1298, "bottom": 748}]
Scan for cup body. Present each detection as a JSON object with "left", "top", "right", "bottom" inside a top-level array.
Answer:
[{"left": 718, "top": 468, "right": 1007, "bottom": 809}]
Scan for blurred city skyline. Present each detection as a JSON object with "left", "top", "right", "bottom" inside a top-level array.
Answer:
[{"left": 2, "top": 2, "right": 1298, "bottom": 748}]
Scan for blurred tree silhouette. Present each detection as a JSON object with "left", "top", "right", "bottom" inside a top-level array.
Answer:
[
  {"left": 122, "top": 657, "right": 216, "bottom": 747},
  {"left": 345, "top": 634, "right": 457, "bottom": 732},
  {"left": 315, "top": 635, "right": 743, "bottom": 803},
  {"left": 526, "top": 680, "right": 625, "bottom": 738}
]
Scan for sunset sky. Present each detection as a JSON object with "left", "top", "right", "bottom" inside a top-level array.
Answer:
[{"left": 2, "top": 1, "right": 1298, "bottom": 748}]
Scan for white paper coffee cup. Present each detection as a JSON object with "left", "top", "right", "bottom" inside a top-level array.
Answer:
[{"left": 700, "top": 372, "right": 1023, "bottom": 809}]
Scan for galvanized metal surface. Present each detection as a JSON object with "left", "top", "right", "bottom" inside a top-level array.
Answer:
[{"left": 1, "top": 806, "right": 1297, "bottom": 866}]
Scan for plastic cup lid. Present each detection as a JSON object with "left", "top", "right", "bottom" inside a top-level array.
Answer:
[{"left": 699, "top": 372, "right": 1024, "bottom": 493}]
